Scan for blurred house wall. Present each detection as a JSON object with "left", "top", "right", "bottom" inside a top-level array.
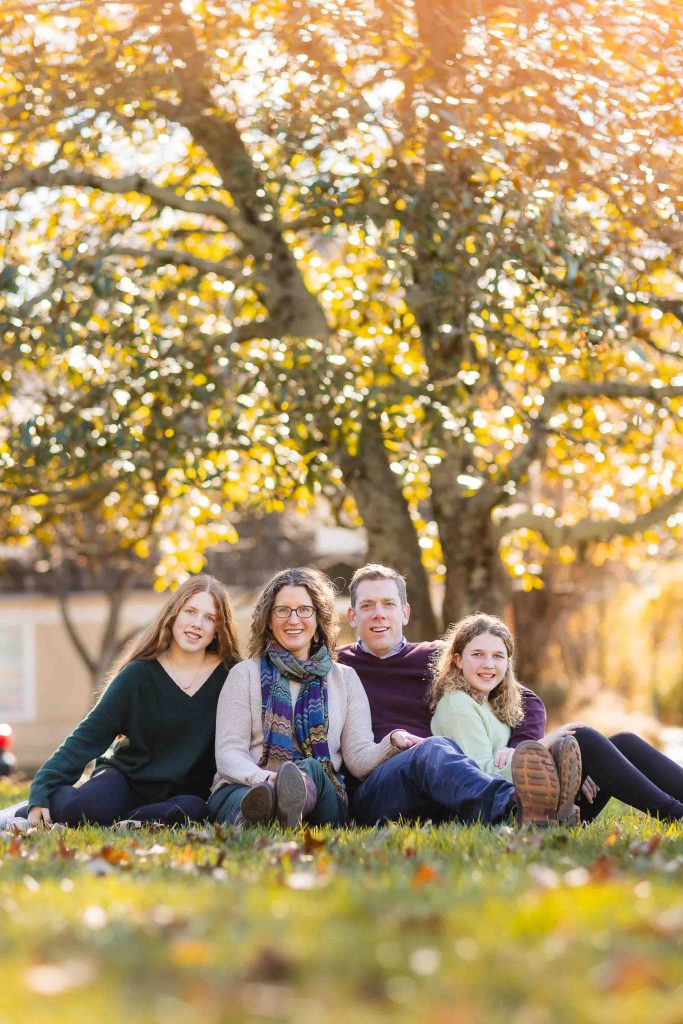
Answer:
[{"left": 0, "top": 588, "right": 355, "bottom": 771}]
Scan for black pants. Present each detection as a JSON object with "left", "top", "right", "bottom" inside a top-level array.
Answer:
[
  {"left": 20, "top": 767, "right": 209, "bottom": 826},
  {"left": 574, "top": 728, "right": 683, "bottom": 823}
]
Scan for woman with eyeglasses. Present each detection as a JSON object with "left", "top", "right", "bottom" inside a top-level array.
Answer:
[{"left": 208, "top": 567, "right": 421, "bottom": 828}]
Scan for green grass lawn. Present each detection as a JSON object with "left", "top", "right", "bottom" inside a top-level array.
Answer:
[{"left": 2, "top": 778, "right": 683, "bottom": 1024}]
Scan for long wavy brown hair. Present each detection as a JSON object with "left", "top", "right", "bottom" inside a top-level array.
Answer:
[
  {"left": 248, "top": 566, "right": 340, "bottom": 658},
  {"left": 429, "top": 613, "right": 523, "bottom": 727},
  {"left": 113, "top": 574, "right": 240, "bottom": 676}
]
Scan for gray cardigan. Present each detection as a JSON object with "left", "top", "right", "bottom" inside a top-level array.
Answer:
[{"left": 212, "top": 657, "right": 398, "bottom": 790}]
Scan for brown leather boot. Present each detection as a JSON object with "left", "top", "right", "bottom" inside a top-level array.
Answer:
[
  {"left": 238, "top": 782, "right": 275, "bottom": 826},
  {"left": 511, "top": 741, "right": 561, "bottom": 828},
  {"left": 274, "top": 762, "right": 307, "bottom": 827},
  {"left": 550, "top": 735, "right": 582, "bottom": 826}
]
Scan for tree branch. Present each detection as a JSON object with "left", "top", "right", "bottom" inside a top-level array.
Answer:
[
  {"left": 495, "top": 490, "right": 683, "bottom": 547},
  {"left": 53, "top": 580, "right": 98, "bottom": 678},
  {"left": 478, "top": 378, "right": 683, "bottom": 511},
  {"left": 95, "top": 245, "right": 240, "bottom": 277},
  {"left": 1, "top": 479, "right": 114, "bottom": 505},
  {"left": 213, "top": 317, "right": 282, "bottom": 345},
  {"left": 96, "top": 571, "right": 134, "bottom": 687},
  {"left": 0, "top": 165, "right": 235, "bottom": 226}
]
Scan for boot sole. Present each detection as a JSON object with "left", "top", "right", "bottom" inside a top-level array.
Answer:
[
  {"left": 239, "top": 783, "right": 275, "bottom": 826},
  {"left": 551, "top": 735, "right": 582, "bottom": 825},
  {"left": 511, "top": 741, "right": 561, "bottom": 828},
  {"left": 275, "top": 762, "right": 307, "bottom": 827}
]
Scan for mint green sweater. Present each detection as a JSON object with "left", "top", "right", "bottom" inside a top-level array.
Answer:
[
  {"left": 431, "top": 690, "right": 514, "bottom": 782},
  {"left": 29, "top": 659, "right": 230, "bottom": 808}
]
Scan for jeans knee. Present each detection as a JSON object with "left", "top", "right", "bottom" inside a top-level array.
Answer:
[
  {"left": 208, "top": 785, "right": 242, "bottom": 825},
  {"left": 297, "top": 758, "right": 325, "bottom": 785},
  {"left": 174, "top": 796, "right": 209, "bottom": 819},
  {"left": 407, "top": 737, "right": 465, "bottom": 783},
  {"left": 416, "top": 736, "right": 463, "bottom": 762}
]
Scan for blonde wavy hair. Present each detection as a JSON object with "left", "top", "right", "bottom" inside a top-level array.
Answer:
[
  {"left": 429, "top": 613, "right": 523, "bottom": 727},
  {"left": 248, "top": 566, "right": 340, "bottom": 658}
]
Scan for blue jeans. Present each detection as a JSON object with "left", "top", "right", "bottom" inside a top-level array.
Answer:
[
  {"left": 208, "top": 758, "right": 348, "bottom": 827},
  {"left": 27, "top": 768, "right": 210, "bottom": 826},
  {"left": 351, "top": 737, "right": 515, "bottom": 825}
]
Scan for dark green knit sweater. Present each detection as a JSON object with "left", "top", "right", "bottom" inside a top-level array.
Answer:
[{"left": 29, "top": 659, "right": 231, "bottom": 808}]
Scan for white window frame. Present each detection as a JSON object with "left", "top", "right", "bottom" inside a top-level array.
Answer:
[{"left": 0, "top": 620, "right": 36, "bottom": 723}]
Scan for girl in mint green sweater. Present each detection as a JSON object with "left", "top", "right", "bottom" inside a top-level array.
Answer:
[{"left": 429, "top": 613, "right": 683, "bottom": 825}]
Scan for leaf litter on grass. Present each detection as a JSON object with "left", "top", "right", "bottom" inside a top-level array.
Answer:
[{"left": 1, "top": 799, "right": 683, "bottom": 1023}]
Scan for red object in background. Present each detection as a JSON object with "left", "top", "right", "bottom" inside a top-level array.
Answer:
[{"left": 0, "top": 723, "right": 18, "bottom": 775}]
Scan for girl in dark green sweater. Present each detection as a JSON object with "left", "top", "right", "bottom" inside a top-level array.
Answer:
[{"left": 10, "top": 575, "right": 239, "bottom": 828}]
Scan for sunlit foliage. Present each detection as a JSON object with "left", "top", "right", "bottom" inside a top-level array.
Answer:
[{"left": 1, "top": 0, "right": 682, "bottom": 636}]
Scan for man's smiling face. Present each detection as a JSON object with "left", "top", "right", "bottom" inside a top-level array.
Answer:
[{"left": 347, "top": 578, "right": 410, "bottom": 657}]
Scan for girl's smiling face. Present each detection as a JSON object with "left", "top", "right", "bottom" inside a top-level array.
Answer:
[
  {"left": 454, "top": 631, "right": 508, "bottom": 695},
  {"left": 170, "top": 592, "right": 218, "bottom": 655}
]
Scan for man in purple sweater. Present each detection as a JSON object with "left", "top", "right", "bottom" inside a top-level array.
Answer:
[{"left": 337, "top": 564, "right": 547, "bottom": 825}]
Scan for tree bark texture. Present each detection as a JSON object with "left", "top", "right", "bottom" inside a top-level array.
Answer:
[{"left": 337, "top": 416, "right": 439, "bottom": 639}]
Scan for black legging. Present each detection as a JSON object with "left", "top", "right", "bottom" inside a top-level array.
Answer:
[
  {"left": 18, "top": 767, "right": 209, "bottom": 826},
  {"left": 574, "top": 728, "right": 683, "bottom": 823}
]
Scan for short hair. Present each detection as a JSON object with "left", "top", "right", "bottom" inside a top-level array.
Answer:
[
  {"left": 349, "top": 563, "right": 407, "bottom": 607},
  {"left": 248, "top": 566, "right": 340, "bottom": 658}
]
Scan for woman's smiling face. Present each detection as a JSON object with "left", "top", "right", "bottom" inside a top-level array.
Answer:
[
  {"left": 269, "top": 584, "right": 317, "bottom": 660},
  {"left": 454, "top": 631, "right": 508, "bottom": 695}
]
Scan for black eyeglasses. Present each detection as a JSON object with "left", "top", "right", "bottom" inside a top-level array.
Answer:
[{"left": 272, "top": 605, "right": 316, "bottom": 619}]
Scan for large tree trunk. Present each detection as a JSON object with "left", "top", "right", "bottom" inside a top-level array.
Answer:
[
  {"left": 337, "top": 415, "right": 438, "bottom": 640},
  {"left": 438, "top": 503, "right": 511, "bottom": 624}
]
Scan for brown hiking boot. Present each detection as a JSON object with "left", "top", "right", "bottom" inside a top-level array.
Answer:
[
  {"left": 550, "top": 734, "right": 582, "bottom": 826},
  {"left": 274, "top": 762, "right": 307, "bottom": 827},
  {"left": 511, "top": 741, "right": 561, "bottom": 828},
  {"left": 239, "top": 782, "right": 275, "bottom": 826}
]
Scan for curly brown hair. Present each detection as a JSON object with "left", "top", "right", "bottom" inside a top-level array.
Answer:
[
  {"left": 428, "top": 613, "right": 523, "bottom": 727},
  {"left": 248, "top": 567, "right": 340, "bottom": 658}
]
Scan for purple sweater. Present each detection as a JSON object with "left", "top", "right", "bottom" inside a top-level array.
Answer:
[{"left": 337, "top": 641, "right": 546, "bottom": 746}]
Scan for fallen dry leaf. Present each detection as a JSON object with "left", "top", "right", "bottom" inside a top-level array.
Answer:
[
  {"left": 184, "top": 828, "right": 213, "bottom": 844},
  {"left": 5, "top": 834, "right": 26, "bottom": 858},
  {"left": 302, "top": 828, "right": 327, "bottom": 854},
  {"left": 605, "top": 825, "right": 621, "bottom": 847},
  {"left": 24, "top": 958, "right": 96, "bottom": 995},
  {"left": 84, "top": 858, "right": 114, "bottom": 877},
  {"left": 53, "top": 834, "right": 74, "bottom": 860},
  {"left": 629, "top": 835, "right": 661, "bottom": 858},
  {"left": 95, "top": 844, "right": 131, "bottom": 865},
  {"left": 266, "top": 840, "right": 301, "bottom": 865},
  {"left": 528, "top": 864, "right": 559, "bottom": 889},
  {"left": 411, "top": 864, "right": 440, "bottom": 889},
  {"left": 134, "top": 843, "right": 167, "bottom": 857},
  {"left": 174, "top": 844, "right": 199, "bottom": 866},
  {"left": 598, "top": 953, "right": 669, "bottom": 993},
  {"left": 285, "top": 870, "right": 330, "bottom": 890},
  {"left": 587, "top": 856, "right": 616, "bottom": 882}
]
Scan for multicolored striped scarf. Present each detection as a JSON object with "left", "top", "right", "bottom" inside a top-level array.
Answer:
[{"left": 259, "top": 643, "right": 346, "bottom": 796}]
